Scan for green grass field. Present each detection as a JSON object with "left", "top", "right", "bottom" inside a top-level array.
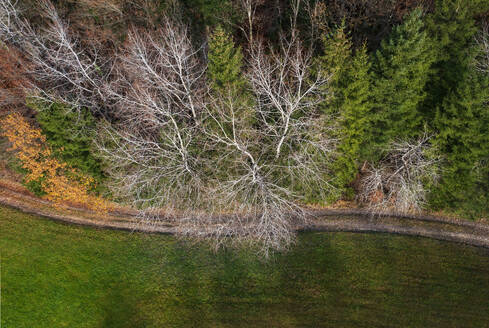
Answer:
[{"left": 1, "top": 205, "right": 489, "bottom": 327}]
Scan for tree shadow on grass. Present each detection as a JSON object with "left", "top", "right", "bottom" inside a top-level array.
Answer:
[{"left": 100, "top": 280, "right": 150, "bottom": 328}]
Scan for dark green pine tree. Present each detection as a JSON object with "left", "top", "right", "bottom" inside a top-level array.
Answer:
[
  {"left": 424, "top": 0, "right": 489, "bottom": 215},
  {"left": 31, "top": 100, "right": 104, "bottom": 185},
  {"left": 423, "top": 0, "right": 482, "bottom": 119},
  {"left": 332, "top": 44, "right": 374, "bottom": 197},
  {"left": 370, "top": 8, "right": 435, "bottom": 147},
  {"left": 317, "top": 26, "right": 374, "bottom": 198},
  {"left": 431, "top": 71, "right": 489, "bottom": 215},
  {"left": 316, "top": 22, "right": 353, "bottom": 115}
]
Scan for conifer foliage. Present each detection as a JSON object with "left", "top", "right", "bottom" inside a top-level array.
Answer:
[
  {"left": 208, "top": 25, "right": 246, "bottom": 95},
  {"left": 29, "top": 100, "right": 104, "bottom": 185},
  {"left": 317, "top": 26, "right": 374, "bottom": 197},
  {"left": 424, "top": 0, "right": 489, "bottom": 215},
  {"left": 371, "top": 8, "right": 435, "bottom": 146},
  {"left": 207, "top": 25, "right": 253, "bottom": 124},
  {"left": 332, "top": 45, "right": 373, "bottom": 196}
]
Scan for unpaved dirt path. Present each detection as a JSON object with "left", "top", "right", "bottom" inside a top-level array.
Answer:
[{"left": 1, "top": 180, "right": 488, "bottom": 248}]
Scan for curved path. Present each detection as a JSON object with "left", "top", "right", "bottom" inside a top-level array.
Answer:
[{"left": 1, "top": 181, "right": 488, "bottom": 249}]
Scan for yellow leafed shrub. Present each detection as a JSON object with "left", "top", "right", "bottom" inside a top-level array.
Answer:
[{"left": 1, "top": 112, "right": 108, "bottom": 212}]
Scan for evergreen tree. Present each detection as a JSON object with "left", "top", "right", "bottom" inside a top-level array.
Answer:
[
  {"left": 208, "top": 25, "right": 246, "bottom": 95},
  {"left": 207, "top": 25, "right": 253, "bottom": 125},
  {"left": 434, "top": 71, "right": 489, "bottom": 212},
  {"left": 332, "top": 44, "right": 374, "bottom": 197},
  {"left": 423, "top": 0, "right": 481, "bottom": 119},
  {"left": 370, "top": 8, "right": 435, "bottom": 147},
  {"left": 424, "top": 0, "right": 489, "bottom": 214},
  {"left": 317, "top": 26, "right": 374, "bottom": 197},
  {"left": 29, "top": 100, "right": 104, "bottom": 185},
  {"left": 316, "top": 23, "right": 352, "bottom": 115},
  {"left": 430, "top": 58, "right": 489, "bottom": 215}
]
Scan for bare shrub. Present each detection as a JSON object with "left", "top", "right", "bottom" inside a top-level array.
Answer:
[{"left": 359, "top": 134, "right": 441, "bottom": 214}]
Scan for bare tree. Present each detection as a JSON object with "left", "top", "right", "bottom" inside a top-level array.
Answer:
[
  {"left": 100, "top": 27, "right": 336, "bottom": 256},
  {"left": 0, "top": 0, "right": 24, "bottom": 43},
  {"left": 176, "top": 35, "right": 336, "bottom": 256},
  {"left": 112, "top": 20, "right": 206, "bottom": 122},
  {"left": 98, "top": 16, "right": 208, "bottom": 214},
  {"left": 359, "top": 133, "right": 441, "bottom": 214},
  {"left": 0, "top": 0, "right": 107, "bottom": 113}
]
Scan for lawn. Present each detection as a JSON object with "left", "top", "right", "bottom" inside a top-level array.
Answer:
[{"left": 1, "top": 205, "right": 488, "bottom": 327}]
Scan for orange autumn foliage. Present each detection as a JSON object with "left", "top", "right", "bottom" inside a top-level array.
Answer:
[{"left": 1, "top": 112, "right": 108, "bottom": 212}]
